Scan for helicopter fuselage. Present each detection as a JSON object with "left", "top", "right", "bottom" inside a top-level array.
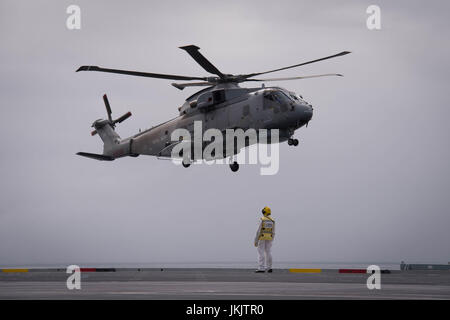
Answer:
[
  {"left": 106, "top": 84, "right": 313, "bottom": 161},
  {"left": 76, "top": 45, "right": 349, "bottom": 170}
]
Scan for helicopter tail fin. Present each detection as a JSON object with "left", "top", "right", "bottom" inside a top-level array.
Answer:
[
  {"left": 91, "top": 119, "right": 122, "bottom": 148},
  {"left": 77, "top": 94, "right": 135, "bottom": 160},
  {"left": 85, "top": 121, "right": 133, "bottom": 159}
]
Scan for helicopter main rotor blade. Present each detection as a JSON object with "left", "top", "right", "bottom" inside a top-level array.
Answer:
[
  {"left": 171, "top": 82, "right": 212, "bottom": 90},
  {"left": 179, "top": 45, "right": 225, "bottom": 78},
  {"left": 246, "top": 73, "right": 343, "bottom": 82},
  {"left": 242, "top": 51, "right": 351, "bottom": 79},
  {"left": 102, "top": 94, "right": 113, "bottom": 122},
  {"left": 76, "top": 66, "right": 207, "bottom": 81}
]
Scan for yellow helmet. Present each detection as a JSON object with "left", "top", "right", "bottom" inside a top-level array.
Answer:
[{"left": 262, "top": 206, "right": 271, "bottom": 216}]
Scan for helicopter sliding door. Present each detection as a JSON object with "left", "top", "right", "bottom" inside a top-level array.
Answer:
[
  {"left": 204, "top": 90, "right": 229, "bottom": 131},
  {"left": 206, "top": 106, "right": 228, "bottom": 131}
]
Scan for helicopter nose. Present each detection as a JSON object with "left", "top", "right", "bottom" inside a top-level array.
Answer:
[
  {"left": 304, "top": 105, "right": 313, "bottom": 122},
  {"left": 297, "top": 103, "right": 313, "bottom": 123}
]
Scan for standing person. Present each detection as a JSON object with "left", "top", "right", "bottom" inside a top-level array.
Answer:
[{"left": 254, "top": 206, "right": 275, "bottom": 273}]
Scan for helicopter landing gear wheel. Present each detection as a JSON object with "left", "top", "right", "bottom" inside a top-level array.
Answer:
[
  {"left": 288, "top": 138, "right": 299, "bottom": 146},
  {"left": 182, "top": 161, "right": 191, "bottom": 168},
  {"left": 230, "top": 161, "right": 239, "bottom": 172}
]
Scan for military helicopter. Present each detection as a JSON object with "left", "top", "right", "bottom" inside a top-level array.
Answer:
[{"left": 76, "top": 45, "right": 350, "bottom": 172}]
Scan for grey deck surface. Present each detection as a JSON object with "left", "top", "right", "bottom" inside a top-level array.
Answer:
[{"left": 1, "top": 269, "right": 449, "bottom": 299}]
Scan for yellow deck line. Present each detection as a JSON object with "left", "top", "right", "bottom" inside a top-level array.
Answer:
[
  {"left": 2, "top": 269, "right": 29, "bottom": 273},
  {"left": 289, "top": 268, "right": 321, "bottom": 273}
]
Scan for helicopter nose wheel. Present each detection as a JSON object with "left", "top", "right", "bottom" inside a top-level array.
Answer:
[
  {"left": 182, "top": 161, "right": 191, "bottom": 168},
  {"left": 229, "top": 161, "right": 239, "bottom": 172},
  {"left": 288, "top": 138, "right": 299, "bottom": 146}
]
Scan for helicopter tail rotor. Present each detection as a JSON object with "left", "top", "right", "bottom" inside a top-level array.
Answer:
[
  {"left": 91, "top": 94, "right": 132, "bottom": 136},
  {"left": 77, "top": 94, "right": 136, "bottom": 161},
  {"left": 103, "top": 94, "right": 113, "bottom": 122}
]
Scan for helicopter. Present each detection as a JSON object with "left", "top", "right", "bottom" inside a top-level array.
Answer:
[{"left": 76, "top": 45, "right": 350, "bottom": 172}]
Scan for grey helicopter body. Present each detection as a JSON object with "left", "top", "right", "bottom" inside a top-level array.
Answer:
[{"left": 77, "top": 45, "right": 349, "bottom": 172}]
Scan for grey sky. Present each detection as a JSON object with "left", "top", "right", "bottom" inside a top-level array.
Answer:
[{"left": 0, "top": 0, "right": 449, "bottom": 266}]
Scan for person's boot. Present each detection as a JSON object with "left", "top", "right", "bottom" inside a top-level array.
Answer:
[
  {"left": 267, "top": 269, "right": 273, "bottom": 273},
  {"left": 255, "top": 270, "right": 265, "bottom": 273}
]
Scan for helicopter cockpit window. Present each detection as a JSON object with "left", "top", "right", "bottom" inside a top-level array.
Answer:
[
  {"left": 273, "top": 91, "right": 291, "bottom": 104},
  {"left": 272, "top": 92, "right": 290, "bottom": 112},
  {"left": 264, "top": 92, "right": 275, "bottom": 101},
  {"left": 289, "top": 93, "right": 299, "bottom": 101}
]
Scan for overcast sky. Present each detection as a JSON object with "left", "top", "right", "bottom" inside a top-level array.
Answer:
[{"left": 1, "top": 0, "right": 449, "bottom": 267}]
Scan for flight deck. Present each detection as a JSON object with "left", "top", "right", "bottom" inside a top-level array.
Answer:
[{"left": 1, "top": 268, "right": 449, "bottom": 299}]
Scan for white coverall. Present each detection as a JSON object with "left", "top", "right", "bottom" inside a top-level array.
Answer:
[{"left": 255, "top": 219, "right": 275, "bottom": 271}]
